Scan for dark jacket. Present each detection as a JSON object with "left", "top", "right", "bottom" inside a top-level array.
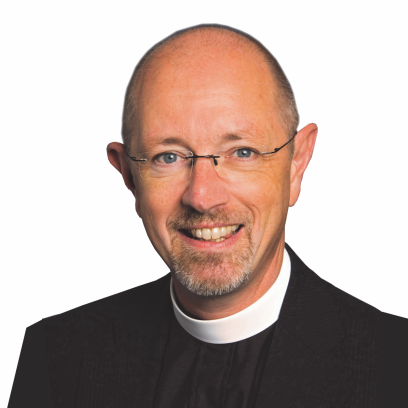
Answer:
[{"left": 8, "top": 244, "right": 408, "bottom": 407}]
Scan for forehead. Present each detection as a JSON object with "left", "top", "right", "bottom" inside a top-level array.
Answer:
[{"left": 133, "top": 35, "right": 285, "bottom": 151}]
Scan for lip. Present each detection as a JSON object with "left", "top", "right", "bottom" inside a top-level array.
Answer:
[
  {"left": 178, "top": 226, "right": 243, "bottom": 249},
  {"left": 183, "top": 223, "right": 241, "bottom": 230}
]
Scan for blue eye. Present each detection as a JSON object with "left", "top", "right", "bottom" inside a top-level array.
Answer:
[
  {"left": 235, "top": 148, "right": 253, "bottom": 158},
  {"left": 158, "top": 153, "right": 179, "bottom": 164}
]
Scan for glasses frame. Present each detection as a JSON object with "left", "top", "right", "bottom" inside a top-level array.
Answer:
[{"left": 124, "top": 132, "right": 297, "bottom": 177}]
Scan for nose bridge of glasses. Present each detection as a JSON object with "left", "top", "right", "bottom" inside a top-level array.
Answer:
[
  {"left": 186, "top": 154, "right": 221, "bottom": 167},
  {"left": 187, "top": 155, "right": 222, "bottom": 182}
]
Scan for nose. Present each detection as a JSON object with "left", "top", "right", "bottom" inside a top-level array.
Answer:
[{"left": 182, "top": 157, "right": 229, "bottom": 213}]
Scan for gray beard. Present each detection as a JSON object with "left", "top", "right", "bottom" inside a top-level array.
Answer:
[{"left": 170, "top": 232, "right": 255, "bottom": 297}]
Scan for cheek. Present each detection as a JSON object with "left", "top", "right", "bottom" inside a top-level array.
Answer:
[
  {"left": 232, "top": 166, "right": 289, "bottom": 206},
  {"left": 139, "top": 181, "right": 175, "bottom": 211},
  {"left": 137, "top": 182, "right": 183, "bottom": 239},
  {"left": 228, "top": 166, "right": 290, "bottom": 232}
]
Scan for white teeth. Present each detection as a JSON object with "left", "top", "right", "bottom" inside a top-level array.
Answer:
[
  {"left": 202, "top": 228, "right": 211, "bottom": 240},
  {"left": 189, "top": 225, "right": 239, "bottom": 241},
  {"left": 211, "top": 227, "right": 220, "bottom": 239}
]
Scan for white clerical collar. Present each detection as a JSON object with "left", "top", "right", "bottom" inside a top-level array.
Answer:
[{"left": 170, "top": 248, "right": 291, "bottom": 344}]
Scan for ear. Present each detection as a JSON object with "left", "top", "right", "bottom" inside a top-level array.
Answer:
[
  {"left": 107, "top": 142, "right": 137, "bottom": 195},
  {"left": 289, "top": 123, "right": 318, "bottom": 207}
]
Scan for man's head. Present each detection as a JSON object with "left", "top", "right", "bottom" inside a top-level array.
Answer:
[{"left": 108, "top": 24, "right": 317, "bottom": 298}]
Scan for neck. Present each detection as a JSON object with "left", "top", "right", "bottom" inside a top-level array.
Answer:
[{"left": 172, "top": 238, "right": 286, "bottom": 320}]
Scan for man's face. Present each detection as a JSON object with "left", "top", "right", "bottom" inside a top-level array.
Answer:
[{"left": 130, "top": 42, "right": 292, "bottom": 296}]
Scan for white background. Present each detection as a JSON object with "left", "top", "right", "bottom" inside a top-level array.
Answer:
[{"left": 2, "top": 0, "right": 407, "bottom": 404}]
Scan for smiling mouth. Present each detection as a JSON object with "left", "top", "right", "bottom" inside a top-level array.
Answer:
[{"left": 181, "top": 224, "right": 242, "bottom": 242}]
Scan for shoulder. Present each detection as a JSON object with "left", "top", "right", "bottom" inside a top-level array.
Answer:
[
  {"left": 293, "top": 251, "right": 408, "bottom": 405},
  {"left": 322, "top": 276, "right": 381, "bottom": 325},
  {"left": 376, "top": 312, "right": 408, "bottom": 406},
  {"left": 286, "top": 243, "right": 382, "bottom": 328},
  {"left": 316, "top": 268, "right": 408, "bottom": 335},
  {"left": 287, "top": 246, "right": 408, "bottom": 405},
  {"left": 377, "top": 311, "right": 408, "bottom": 358},
  {"left": 379, "top": 310, "right": 408, "bottom": 327},
  {"left": 42, "top": 273, "right": 171, "bottom": 356},
  {"left": 44, "top": 272, "right": 171, "bottom": 325}
]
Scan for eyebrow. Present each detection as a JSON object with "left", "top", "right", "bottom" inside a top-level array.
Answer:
[
  {"left": 222, "top": 133, "right": 243, "bottom": 142},
  {"left": 159, "top": 133, "right": 245, "bottom": 145},
  {"left": 160, "top": 137, "right": 187, "bottom": 145}
]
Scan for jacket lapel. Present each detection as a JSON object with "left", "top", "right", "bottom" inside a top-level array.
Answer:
[
  {"left": 75, "top": 275, "right": 172, "bottom": 408},
  {"left": 255, "top": 244, "right": 353, "bottom": 408}
]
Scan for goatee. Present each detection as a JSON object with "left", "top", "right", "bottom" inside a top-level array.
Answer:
[{"left": 168, "top": 207, "right": 255, "bottom": 296}]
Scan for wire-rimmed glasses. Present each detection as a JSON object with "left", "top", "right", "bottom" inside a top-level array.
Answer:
[{"left": 125, "top": 133, "right": 296, "bottom": 181}]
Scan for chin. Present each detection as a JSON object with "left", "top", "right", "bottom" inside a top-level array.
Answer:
[
  {"left": 171, "top": 246, "right": 254, "bottom": 297},
  {"left": 168, "top": 212, "right": 256, "bottom": 296}
]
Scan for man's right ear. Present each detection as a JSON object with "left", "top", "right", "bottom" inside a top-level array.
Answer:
[{"left": 107, "top": 142, "right": 136, "bottom": 195}]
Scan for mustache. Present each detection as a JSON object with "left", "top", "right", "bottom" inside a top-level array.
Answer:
[{"left": 167, "top": 207, "right": 253, "bottom": 230}]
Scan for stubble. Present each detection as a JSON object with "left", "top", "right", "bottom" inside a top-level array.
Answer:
[{"left": 168, "top": 208, "right": 255, "bottom": 296}]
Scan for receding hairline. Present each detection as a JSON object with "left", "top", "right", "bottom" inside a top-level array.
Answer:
[
  {"left": 122, "top": 24, "right": 299, "bottom": 152},
  {"left": 135, "top": 26, "right": 269, "bottom": 77}
]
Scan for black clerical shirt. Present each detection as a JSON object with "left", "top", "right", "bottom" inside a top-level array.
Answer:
[{"left": 155, "top": 311, "right": 276, "bottom": 408}]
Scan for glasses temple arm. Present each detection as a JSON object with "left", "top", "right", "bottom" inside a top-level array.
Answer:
[
  {"left": 124, "top": 148, "right": 147, "bottom": 162},
  {"left": 261, "top": 132, "right": 297, "bottom": 156}
]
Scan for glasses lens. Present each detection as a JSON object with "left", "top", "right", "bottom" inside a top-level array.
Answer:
[
  {"left": 214, "top": 145, "right": 267, "bottom": 178},
  {"left": 138, "top": 150, "right": 193, "bottom": 181}
]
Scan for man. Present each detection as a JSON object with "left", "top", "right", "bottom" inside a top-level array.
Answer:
[{"left": 8, "top": 24, "right": 408, "bottom": 408}]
